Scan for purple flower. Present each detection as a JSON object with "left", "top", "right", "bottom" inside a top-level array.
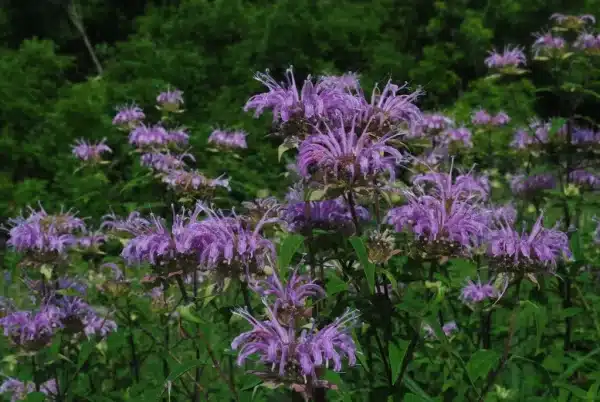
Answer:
[
  {"left": 460, "top": 278, "right": 499, "bottom": 303},
  {"left": 83, "top": 315, "right": 117, "bottom": 338},
  {"left": 386, "top": 167, "right": 489, "bottom": 253},
  {"left": 358, "top": 80, "right": 422, "bottom": 130},
  {"left": 550, "top": 13, "right": 595, "bottom": 29},
  {"left": 472, "top": 109, "right": 492, "bottom": 125},
  {"left": 251, "top": 270, "right": 325, "bottom": 314},
  {"left": 244, "top": 67, "right": 358, "bottom": 125},
  {"left": 112, "top": 104, "right": 145, "bottom": 128},
  {"left": 423, "top": 321, "right": 458, "bottom": 339},
  {"left": 162, "top": 169, "right": 230, "bottom": 193},
  {"left": 129, "top": 125, "right": 188, "bottom": 148},
  {"left": 318, "top": 72, "right": 361, "bottom": 91},
  {"left": 77, "top": 230, "right": 107, "bottom": 250},
  {"left": 7, "top": 206, "right": 85, "bottom": 255},
  {"left": 0, "top": 297, "right": 15, "bottom": 318},
  {"left": 282, "top": 198, "right": 369, "bottom": 233},
  {"left": 484, "top": 46, "right": 527, "bottom": 69},
  {"left": 418, "top": 113, "right": 454, "bottom": 132},
  {"left": 443, "top": 127, "right": 472, "bottom": 148},
  {"left": 0, "top": 306, "right": 62, "bottom": 350},
  {"left": 191, "top": 204, "right": 277, "bottom": 277},
  {"left": 510, "top": 174, "right": 556, "bottom": 196},
  {"left": 208, "top": 129, "right": 248, "bottom": 150},
  {"left": 533, "top": 32, "right": 567, "bottom": 58},
  {"left": 491, "top": 111, "right": 510, "bottom": 126},
  {"left": 156, "top": 88, "right": 184, "bottom": 112},
  {"left": 488, "top": 213, "right": 571, "bottom": 272},
  {"left": 141, "top": 152, "right": 194, "bottom": 172},
  {"left": 71, "top": 138, "right": 112, "bottom": 163},
  {"left": 574, "top": 32, "right": 600, "bottom": 53},
  {"left": 569, "top": 169, "right": 600, "bottom": 190},
  {"left": 487, "top": 203, "right": 518, "bottom": 226},
  {"left": 572, "top": 127, "right": 600, "bottom": 145},
  {"left": 0, "top": 379, "right": 34, "bottom": 402},
  {"left": 231, "top": 306, "right": 358, "bottom": 377},
  {"left": 297, "top": 117, "right": 404, "bottom": 185}
]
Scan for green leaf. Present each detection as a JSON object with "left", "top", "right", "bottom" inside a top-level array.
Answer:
[
  {"left": 25, "top": 393, "right": 45, "bottom": 402},
  {"left": 278, "top": 143, "right": 292, "bottom": 161},
  {"left": 277, "top": 234, "right": 304, "bottom": 269},
  {"left": 403, "top": 375, "right": 434, "bottom": 401},
  {"left": 389, "top": 340, "right": 409, "bottom": 384},
  {"left": 548, "top": 117, "right": 567, "bottom": 139},
  {"left": 158, "top": 359, "right": 206, "bottom": 397},
  {"left": 556, "top": 347, "right": 600, "bottom": 383},
  {"left": 178, "top": 304, "right": 205, "bottom": 324},
  {"left": 327, "top": 274, "right": 348, "bottom": 296},
  {"left": 77, "top": 340, "right": 95, "bottom": 371},
  {"left": 467, "top": 349, "right": 500, "bottom": 382},
  {"left": 349, "top": 236, "right": 375, "bottom": 293}
]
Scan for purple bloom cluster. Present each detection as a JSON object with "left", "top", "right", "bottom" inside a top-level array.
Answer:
[
  {"left": 156, "top": 88, "right": 184, "bottom": 112},
  {"left": 443, "top": 127, "right": 473, "bottom": 148},
  {"left": 460, "top": 278, "right": 499, "bottom": 303},
  {"left": 533, "top": 32, "right": 567, "bottom": 58},
  {"left": 162, "top": 169, "right": 230, "bottom": 194},
  {"left": 71, "top": 138, "right": 112, "bottom": 163},
  {"left": 128, "top": 124, "right": 189, "bottom": 148},
  {"left": 208, "top": 129, "right": 248, "bottom": 150},
  {"left": 569, "top": 170, "right": 600, "bottom": 189},
  {"left": 0, "top": 378, "right": 56, "bottom": 401},
  {"left": 510, "top": 174, "right": 556, "bottom": 196},
  {"left": 282, "top": 197, "right": 369, "bottom": 233},
  {"left": 7, "top": 206, "right": 86, "bottom": 256},
  {"left": 574, "top": 32, "right": 600, "bottom": 52},
  {"left": 112, "top": 104, "right": 145, "bottom": 128},
  {"left": 572, "top": 128, "right": 600, "bottom": 145},
  {"left": 140, "top": 152, "right": 194, "bottom": 172},
  {"left": 423, "top": 321, "right": 459, "bottom": 339},
  {"left": 231, "top": 268, "right": 359, "bottom": 388},
  {"left": 297, "top": 117, "right": 404, "bottom": 185},
  {"left": 417, "top": 113, "right": 454, "bottom": 132},
  {"left": 386, "top": 167, "right": 489, "bottom": 254},
  {"left": 488, "top": 213, "right": 571, "bottom": 272},
  {"left": 0, "top": 306, "right": 62, "bottom": 350},
  {"left": 472, "top": 110, "right": 510, "bottom": 127},
  {"left": 484, "top": 46, "right": 527, "bottom": 69}
]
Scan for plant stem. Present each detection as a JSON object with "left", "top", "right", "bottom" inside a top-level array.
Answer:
[
  {"left": 193, "top": 269, "right": 201, "bottom": 402},
  {"left": 346, "top": 190, "right": 362, "bottom": 236}
]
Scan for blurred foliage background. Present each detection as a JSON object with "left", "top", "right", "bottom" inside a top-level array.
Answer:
[{"left": 1, "top": 0, "right": 599, "bottom": 232}]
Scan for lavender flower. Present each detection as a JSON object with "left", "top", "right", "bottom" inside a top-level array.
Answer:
[
  {"left": 0, "top": 306, "right": 62, "bottom": 350},
  {"left": 443, "top": 127, "right": 473, "bottom": 148},
  {"left": 533, "top": 32, "right": 567, "bottom": 58},
  {"left": 318, "top": 72, "right": 360, "bottom": 91},
  {"left": 162, "top": 169, "right": 230, "bottom": 194},
  {"left": 510, "top": 174, "right": 556, "bottom": 196},
  {"left": 244, "top": 67, "right": 358, "bottom": 125},
  {"left": 550, "top": 13, "right": 595, "bottom": 30},
  {"left": 472, "top": 109, "right": 492, "bottom": 125},
  {"left": 208, "top": 129, "right": 248, "bottom": 150},
  {"left": 0, "top": 379, "right": 34, "bottom": 402},
  {"left": 156, "top": 88, "right": 184, "bottom": 112},
  {"left": 460, "top": 278, "right": 499, "bottom": 303},
  {"left": 282, "top": 198, "right": 369, "bottom": 233},
  {"left": 386, "top": 167, "right": 489, "bottom": 254},
  {"left": 77, "top": 230, "right": 107, "bottom": 250},
  {"left": 572, "top": 127, "right": 600, "bottom": 145},
  {"left": 140, "top": 152, "right": 194, "bottom": 172},
  {"left": 418, "top": 113, "right": 454, "bottom": 132},
  {"left": 0, "top": 297, "right": 15, "bottom": 318},
  {"left": 112, "top": 104, "right": 145, "bottom": 128},
  {"left": 488, "top": 213, "right": 571, "bottom": 272},
  {"left": 83, "top": 315, "right": 118, "bottom": 338},
  {"left": 569, "top": 169, "right": 600, "bottom": 190},
  {"left": 7, "top": 206, "right": 85, "bottom": 256},
  {"left": 574, "top": 32, "right": 600, "bottom": 53},
  {"left": 129, "top": 125, "right": 188, "bottom": 148},
  {"left": 251, "top": 270, "right": 325, "bottom": 314},
  {"left": 231, "top": 306, "right": 358, "bottom": 378},
  {"left": 358, "top": 80, "right": 422, "bottom": 131},
  {"left": 423, "top": 321, "right": 458, "bottom": 339},
  {"left": 484, "top": 46, "right": 527, "bottom": 70},
  {"left": 491, "top": 111, "right": 510, "bottom": 126},
  {"left": 487, "top": 203, "right": 518, "bottom": 226},
  {"left": 71, "top": 138, "right": 112, "bottom": 163},
  {"left": 297, "top": 117, "right": 404, "bottom": 185}
]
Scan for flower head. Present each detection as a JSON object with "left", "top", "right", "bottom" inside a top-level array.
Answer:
[
  {"left": 491, "top": 111, "right": 510, "bottom": 126},
  {"left": 71, "top": 138, "right": 112, "bottom": 163},
  {"left": 141, "top": 152, "right": 194, "bottom": 172},
  {"left": 550, "top": 13, "right": 595, "bottom": 30},
  {"left": 443, "top": 127, "right": 472, "bottom": 148},
  {"left": 208, "top": 129, "right": 248, "bottom": 150},
  {"left": 129, "top": 125, "right": 189, "bottom": 148},
  {"left": 297, "top": 117, "right": 404, "bottom": 185},
  {"left": 574, "top": 32, "right": 600, "bottom": 53},
  {"left": 533, "top": 32, "right": 567, "bottom": 58},
  {"left": 156, "top": 88, "right": 184, "bottom": 112},
  {"left": 472, "top": 109, "right": 492, "bottom": 125},
  {"left": 510, "top": 174, "right": 556, "bottom": 196},
  {"left": 484, "top": 46, "right": 527, "bottom": 70},
  {"left": 162, "top": 169, "right": 230, "bottom": 194},
  {"left": 488, "top": 213, "right": 571, "bottom": 273},
  {"left": 282, "top": 197, "right": 369, "bottom": 234},
  {"left": 460, "top": 278, "right": 499, "bottom": 304},
  {"left": 112, "top": 104, "right": 145, "bottom": 128},
  {"left": 569, "top": 169, "right": 600, "bottom": 190},
  {"left": 0, "top": 306, "right": 62, "bottom": 350}
]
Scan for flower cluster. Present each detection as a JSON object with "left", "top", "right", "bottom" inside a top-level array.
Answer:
[
  {"left": 484, "top": 46, "right": 527, "bottom": 72},
  {"left": 471, "top": 110, "right": 510, "bottom": 127},
  {"left": 510, "top": 174, "right": 556, "bottom": 196},
  {"left": 282, "top": 197, "right": 369, "bottom": 234},
  {"left": 112, "top": 104, "right": 145, "bottom": 129},
  {"left": 71, "top": 138, "right": 112, "bottom": 163},
  {"left": 232, "top": 270, "right": 358, "bottom": 394},
  {"left": 208, "top": 129, "right": 248, "bottom": 150}
]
